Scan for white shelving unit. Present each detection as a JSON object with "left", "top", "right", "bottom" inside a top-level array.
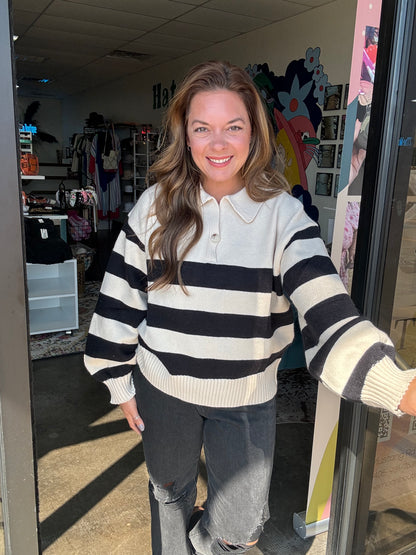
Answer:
[
  {"left": 27, "top": 259, "right": 78, "bottom": 335},
  {"left": 133, "top": 131, "right": 158, "bottom": 203}
]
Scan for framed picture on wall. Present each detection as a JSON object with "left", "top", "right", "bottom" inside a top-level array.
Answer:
[
  {"left": 337, "top": 144, "right": 343, "bottom": 168},
  {"left": 340, "top": 114, "right": 346, "bottom": 140},
  {"left": 324, "top": 84, "right": 343, "bottom": 110},
  {"left": 343, "top": 84, "right": 349, "bottom": 109},
  {"left": 315, "top": 172, "right": 333, "bottom": 196},
  {"left": 317, "top": 144, "right": 336, "bottom": 168},
  {"left": 334, "top": 174, "right": 340, "bottom": 198},
  {"left": 320, "top": 116, "right": 339, "bottom": 140}
]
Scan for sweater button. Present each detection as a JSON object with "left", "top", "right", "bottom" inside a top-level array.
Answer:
[{"left": 211, "top": 233, "right": 220, "bottom": 243}]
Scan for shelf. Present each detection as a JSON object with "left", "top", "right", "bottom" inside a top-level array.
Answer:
[
  {"left": 21, "top": 175, "right": 46, "bottom": 180},
  {"left": 28, "top": 303, "right": 78, "bottom": 335},
  {"left": 26, "top": 260, "right": 78, "bottom": 335},
  {"left": 27, "top": 276, "right": 76, "bottom": 298}
]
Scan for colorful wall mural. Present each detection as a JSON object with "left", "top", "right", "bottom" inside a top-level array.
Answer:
[{"left": 246, "top": 48, "right": 332, "bottom": 223}]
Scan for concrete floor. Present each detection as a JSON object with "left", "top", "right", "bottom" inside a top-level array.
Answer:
[{"left": 31, "top": 353, "right": 328, "bottom": 554}]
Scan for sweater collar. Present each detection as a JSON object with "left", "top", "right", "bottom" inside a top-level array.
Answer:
[{"left": 200, "top": 185, "right": 263, "bottom": 223}]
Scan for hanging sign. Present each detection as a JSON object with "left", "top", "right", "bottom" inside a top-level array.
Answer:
[{"left": 153, "top": 80, "right": 177, "bottom": 110}]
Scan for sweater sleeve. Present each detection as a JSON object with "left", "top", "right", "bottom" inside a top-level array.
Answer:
[
  {"left": 84, "top": 198, "right": 150, "bottom": 404},
  {"left": 276, "top": 194, "right": 416, "bottom": 416}
]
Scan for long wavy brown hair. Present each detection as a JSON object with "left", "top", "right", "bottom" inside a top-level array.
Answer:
[{"left": 148, "top": 60, "right": 289, "bottom": 290}]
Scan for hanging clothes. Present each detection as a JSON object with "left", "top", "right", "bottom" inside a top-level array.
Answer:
[{"left": 89, "top": 131, "right": 121, "bottom": 219}]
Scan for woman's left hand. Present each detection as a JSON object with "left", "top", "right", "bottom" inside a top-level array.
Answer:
[{"left": 399, "top": 377, "right": 416, "bottom": 416}]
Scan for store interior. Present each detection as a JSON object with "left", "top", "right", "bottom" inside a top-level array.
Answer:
[{"left": 8, "top": 0, "right": 383, "bottom": 552}]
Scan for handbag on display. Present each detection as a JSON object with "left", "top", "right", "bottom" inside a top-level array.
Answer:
[
  {"left": 102, "top": 123, "right": 119, "bottom": 172},
  {"left": 20, "top": 153, "right": 39, "bottom": 176}
]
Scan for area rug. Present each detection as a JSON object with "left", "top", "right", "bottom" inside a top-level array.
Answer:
[{"left": 30, "top": 281, "right": 100, "bottom": 360}]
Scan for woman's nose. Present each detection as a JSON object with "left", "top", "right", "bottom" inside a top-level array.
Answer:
[{"left": 210, "top": 131, "right": 227, "bottom": 149}]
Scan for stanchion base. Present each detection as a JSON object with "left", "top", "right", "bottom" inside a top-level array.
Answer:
[{"left": 293, "top": 511, "right": 329, "bottom": 539}]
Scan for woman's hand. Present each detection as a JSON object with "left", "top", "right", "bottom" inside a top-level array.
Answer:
[
  {"left": 399, "top": 377, "right": 416, "bottom": 416},
  {"left": 120, "top": 397, "right": 145, "bottom": 435}
]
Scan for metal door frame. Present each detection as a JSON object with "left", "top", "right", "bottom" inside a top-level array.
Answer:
[
  {"left": 327, "top": 0, "right": 416, "bottom": 552},
  {"left": 0, "top": 0, "right": 39, "bottom": 552}
]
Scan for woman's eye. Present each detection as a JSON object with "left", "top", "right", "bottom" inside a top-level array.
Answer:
[
  {"left": 228, "top": 125, "right": 242, "bottom": 132},
  {"left": 194, "top": 127, "right": 208, "bottom": 133}
]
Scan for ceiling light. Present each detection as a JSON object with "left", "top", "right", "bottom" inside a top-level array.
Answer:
[
  {"left": 20, "top": 76, "right": 52, "bottom": 84},
  {"left": 15, "top": 54, "right": 47, "bottom": 63},
  {"left": 106, "top": 50, "right": 151, "bottom": 61}
]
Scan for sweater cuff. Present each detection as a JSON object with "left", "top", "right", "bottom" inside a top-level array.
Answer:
[
  {"left": 361, "top": 356, "right": 416, "bottom": 416},
  {"left": 105, "top": 373, "right": 136, "bottom": 405}
]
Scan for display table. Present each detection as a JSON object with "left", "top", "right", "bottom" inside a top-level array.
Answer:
[{"left": 27, "top": 259, "right": 78, "bottom": 335}]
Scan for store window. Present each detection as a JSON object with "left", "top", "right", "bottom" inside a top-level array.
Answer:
[{"left": 363, "top": 13, "right": 416, "bottom": 553}]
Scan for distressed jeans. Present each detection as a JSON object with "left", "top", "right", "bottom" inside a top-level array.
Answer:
[{"left": 134, "top": 368, "right": 276, "bottom": 555}]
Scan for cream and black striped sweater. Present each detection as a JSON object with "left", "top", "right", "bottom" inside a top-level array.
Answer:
[{"left": 84, "top": 185, "right": 416, "bottom": 414}]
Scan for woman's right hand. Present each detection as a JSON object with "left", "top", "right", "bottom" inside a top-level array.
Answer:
[{"left": 120, "top": 397, "right": 145, "bottom": 435}]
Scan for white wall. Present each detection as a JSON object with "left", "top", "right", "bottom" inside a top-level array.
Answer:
[{"left": 62, "top": 0, "right": 357, "bottom": 242}]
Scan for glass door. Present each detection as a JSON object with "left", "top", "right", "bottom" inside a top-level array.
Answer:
[
  {"left": 364, "top": 23, "right": 416, "bottom": 549},
  {"left": 328, "top": 1, "right": 416, "bottom": 553}
]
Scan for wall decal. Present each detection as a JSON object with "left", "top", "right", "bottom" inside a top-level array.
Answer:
[{"left": 246, "top": 48, "right": 329, "bottom": 194}]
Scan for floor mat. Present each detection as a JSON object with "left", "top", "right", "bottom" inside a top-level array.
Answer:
[{"left": 30, "top": 281, "right": 100, "bottom": 360}]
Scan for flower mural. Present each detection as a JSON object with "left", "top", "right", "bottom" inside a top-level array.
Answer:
[
  {"left": 246, "top": 49, "right": 330, "bottom": 197},
  {"left": 278, "top": 75, "right": 313, "bottom": 120},
  {"left": 304, "top": 47, "right": 321, "bottom": 72}
]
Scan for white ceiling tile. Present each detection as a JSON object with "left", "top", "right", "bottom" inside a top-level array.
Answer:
[
  {"left": 136, "top": 32, "right": 212, "bottom": 51},
  {"left": 64, "top": 0, "right": 195, "bottom": 19},
  {"left": 19, "top": 28, "right": 120, "bottom": 56},
  {"left": 170, "top": 0, "right": 207, "bottom": 4},
  {"left": 288, "top": 0, "right": 334, "bottom": 6},
  {"left": 44, "top": 0, "right": 168, "bottom": 31},
  {"left": 12, "top": 23, "right": 31, "bottom": 36},
  {"left": 205, "top": 0, "right": 306, "bottom": 21},
  {"left": 15, "top": 50, "right": 99, "bottom": 79},
  {"left": 15, "top": 45, "right": 97, "bottom": 66},
  {"left": 12, "top": 9, "right": 40, "bottom": 27},
  {"left": 124, "top": 39, "right": 190, "bottom": 58},
  {"left": 75, "top": 61, "right": 137, "bottom": 80},
  {"left": 35, "top": 14, "right": 144, "bottom": 41},
  {"left": 178, "top": 7, "right": 268, "bottom": 33},
  {"left": 155, "top": 20, "right": 236, "bottom": 42},
  {"left": 26, "top": 26, "right": 123, "bottom": 49},
  {"left": 12, "top": 0, "right": 51, "bottom": 13}
]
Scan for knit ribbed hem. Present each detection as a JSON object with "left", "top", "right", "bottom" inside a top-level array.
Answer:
[
  {"left": 361, "top": 356, "right": 416, "bottom": 416},
  {"left": 105, "top": 374, "right": 136, "bottom": 405},
  {"left": 136, "top": 347, "right": 278, "bottom": 408}
]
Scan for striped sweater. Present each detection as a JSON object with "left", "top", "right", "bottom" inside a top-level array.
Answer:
[{"left": 84, "top": 185, "right": 416, "bottom": 415}]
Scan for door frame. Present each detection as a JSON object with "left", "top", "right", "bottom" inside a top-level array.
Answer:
[{"left": 0, "top": 0, "right": 39, "bottom": 552}]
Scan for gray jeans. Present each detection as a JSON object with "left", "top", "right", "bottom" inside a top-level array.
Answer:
[{"left": 134, "top": 369, "right": 276, "bottom": 555}]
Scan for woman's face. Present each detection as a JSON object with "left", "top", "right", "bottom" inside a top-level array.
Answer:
[{"left": 186, "top": 89, "right": 252, "bottom": 201}]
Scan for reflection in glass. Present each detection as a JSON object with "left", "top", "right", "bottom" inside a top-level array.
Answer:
[{"left": 365, "top": 166, "right": 416, "bottom": 554}]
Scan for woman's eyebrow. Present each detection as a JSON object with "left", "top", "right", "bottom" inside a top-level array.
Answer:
[{"left": 190, "top": 117, "right": 246, "bottom": 126}]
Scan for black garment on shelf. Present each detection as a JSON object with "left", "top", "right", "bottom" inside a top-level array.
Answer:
[{"left": 24, "top": 218, "right": 73, "bottom": 264}]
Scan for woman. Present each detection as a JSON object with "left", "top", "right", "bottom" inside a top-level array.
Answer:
[{"left": 84, "top": 61, "right": 416, "bottom": 554}]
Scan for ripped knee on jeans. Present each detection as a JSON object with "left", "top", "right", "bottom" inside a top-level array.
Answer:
[{"left": 149, "top": 478, "right": 195, "bottom": 508}]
